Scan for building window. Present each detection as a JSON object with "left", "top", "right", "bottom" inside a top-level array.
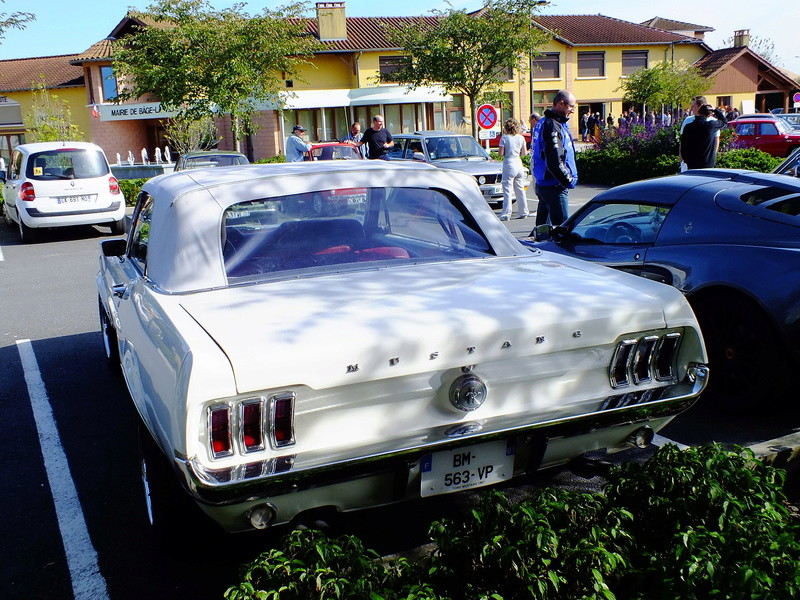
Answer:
[
  {"left": 578, "top": 51, "right": 605, "bottom": 77},
  {"left": 446, "top": 94, "right": 465, "bottom": 127},
  {"left": 621, "top": 51, "right": 648, "bottom": 76},
  {"left": 100, "top": 66, "right": 118, "bottom": 101},
  {"left": 532, "top": 53, "right": 560, "bottom": 79},
  {"left": 717, "top": 96, "right": 732, "bottom": 109},
  {"left": 379, "top": 56, "right": 408, "bottom": 80},
  {"left": 533, "top": 90, "right": 559, "bottom": 112}
]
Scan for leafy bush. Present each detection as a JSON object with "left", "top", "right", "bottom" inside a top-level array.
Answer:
[
  {"left": 716, "top": 148, "right": 782, "bottom": 172},
  {"left": 118, "top": 178, "right": 149, "bottom": 207},
  {"left": 575, "top": 124, "right": 781, "bottom": 186},
  {"left": 226, "top": 444, "right": 800, "bottom": 599},
  {"left": 255, "top": 155, "right": 287, "bottom": 164}
]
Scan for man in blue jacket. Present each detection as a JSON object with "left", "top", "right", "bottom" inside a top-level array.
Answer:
[{"left": 532, "top": 90, "right": 578, "bottom": 230}]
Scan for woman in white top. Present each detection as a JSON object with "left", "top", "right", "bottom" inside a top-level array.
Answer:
[{"left": 498, "top": 118, "right": 529, "bottom": 221}]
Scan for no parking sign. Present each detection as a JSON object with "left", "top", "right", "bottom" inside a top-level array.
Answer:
[{"left": 477, "top": 104, "right": 500, "bottom": 141}]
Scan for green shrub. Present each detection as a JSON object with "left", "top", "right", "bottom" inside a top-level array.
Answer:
[
  {"left": 716, "top": 148, "right": 782, "bottom": 171},
  {"left": 118, "top": 178, "right": 149, "bottom": 207},
  {"left": 254, "top": 155, "right": 287, "bottom": 164}
]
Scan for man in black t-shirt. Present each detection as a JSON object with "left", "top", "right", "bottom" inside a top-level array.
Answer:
[
  {"left": 679, "top": 97, "right": 727, "bottom": 170},
  {"left": 358, "top": 115, "right": 394, "bottom": 159}
]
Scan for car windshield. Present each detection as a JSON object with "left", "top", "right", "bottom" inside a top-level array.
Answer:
[
  {"left": 568, "top": 203, "right": 670, "bottom": 244},
  {"left": 182, "top": 154, "right": 248, "bottom": 169},
  {"left": 425, "top": 136, "right": 489, "bottom": 161},
  {"left": 309, "top": 145, "right": 362, "bottom": 160},
  {"left": 221, "top": 186, "right": 495, "bottom": 282},
  {"left": 774, "top": 119, "right": 793, "bottom": 134},
  {"left": 26, "top": 149, "right": 109, "bottom": 180}
]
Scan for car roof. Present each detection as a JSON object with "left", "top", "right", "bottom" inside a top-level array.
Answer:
[
  {"left": 395, "top": 131, "right": 472, "bottom": 138},
  {"left": 181, "top": 150, "right": 247, "bottom": 158},
  {"left": 15, "top": 141, "right": 104, "bottom": 153},
  {"left": 140, "top": 161, "right": 523, "bottom": 293},
  {"left": 592, "top": 169, "right": 800, "bottom": 207}
]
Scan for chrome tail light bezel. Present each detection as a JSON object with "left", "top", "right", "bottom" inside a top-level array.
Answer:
[{"left": 609, "top": 331, "right": 682, "bottom": 390}]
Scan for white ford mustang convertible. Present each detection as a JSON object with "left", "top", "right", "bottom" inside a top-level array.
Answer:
[{"left": 97, "top": 161, "right": 708, "bottom": 533}]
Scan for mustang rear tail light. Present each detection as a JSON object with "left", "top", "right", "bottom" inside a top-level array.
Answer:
[
  {"left": 109, "top": 176, "right": 121, "bottom": 195},
  {"left": 20, "top": 182, "right": 36, "bottom": 201},
  {"left": 207, "top": 393, "right": 295, "bottom": 460},
  {"left": 270, "top": 393, "right": 296, "bottom": 448},
  {"left": 209, "top": 405, "right": 233, "bottom": 458},
  {"left": 609, "top": 332, "right": 682, "bottom": 389}
]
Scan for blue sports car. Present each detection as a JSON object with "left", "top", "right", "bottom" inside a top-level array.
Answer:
[{"left": 526, "top": 169, "right": 800, "bottom": 410}]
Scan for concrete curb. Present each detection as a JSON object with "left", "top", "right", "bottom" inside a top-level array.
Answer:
[{"left": 749, "top": 432, "right": 800, "bottom": 499}]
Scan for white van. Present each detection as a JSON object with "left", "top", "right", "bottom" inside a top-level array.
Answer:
[{"left": 1, "top": 141, "right": 126, "bottom": 243}]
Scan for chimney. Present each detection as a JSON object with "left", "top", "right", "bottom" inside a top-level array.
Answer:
[
  {"left": 733, "top": 29, "right": 750, "bottom": 47},
  {"left": 316, "top": 2, "right": 347, "bottom": 42}
]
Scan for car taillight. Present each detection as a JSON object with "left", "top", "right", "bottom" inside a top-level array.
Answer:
[
  {"left": 270, "top": 393, "right": 295, "bottom": 448},
  {"left": 208, "top": 405, "right": 233, "bottom": 458},
  {"left": 109, "top": 176, "right": 121, "bottom": 195},
  {"left": 19, "top": 182, "right": 36, "bottom": 201},
  {"left": 240, "top": 399, "right": 265, "bottom": 452}
]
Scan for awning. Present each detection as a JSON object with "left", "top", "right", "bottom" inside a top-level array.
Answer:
[{"left": 261, "top": 85, "right": 451, "bottom": 110}]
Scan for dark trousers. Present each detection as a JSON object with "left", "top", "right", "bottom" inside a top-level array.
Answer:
[{"left": 534, "top": 184, "right": 569, "bottom": 227}]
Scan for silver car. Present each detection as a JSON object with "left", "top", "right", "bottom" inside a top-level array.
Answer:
[{"left": 387, "top": 131, "right": 529, "bottom": 205}]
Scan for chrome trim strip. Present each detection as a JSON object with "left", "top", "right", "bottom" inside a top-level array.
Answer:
[{"left": 183, "top": 366, "right": 708, "bottom": 502}]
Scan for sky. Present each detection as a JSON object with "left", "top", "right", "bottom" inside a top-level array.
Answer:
[{"left": 0, "top": 0, "right": 797, "bottom": 73}]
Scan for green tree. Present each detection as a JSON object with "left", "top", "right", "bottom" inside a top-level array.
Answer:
[
  {"left": 162, "top": 114, "right": 219, "bottom": 154},
  {"left": 23, "top": 79, "right": 83, "bottom": 142},
  {"left": 0, "top": 1, "right": 34, "bottom": 42},
  {"left": 383, "top": 0, "right": 551, "bottom": 138},
  {"left": 112, "top": 0, "right": 321, "bottom": 146},
  {"left": 617, "top": 60, "right": 710, "bottom": 112}
]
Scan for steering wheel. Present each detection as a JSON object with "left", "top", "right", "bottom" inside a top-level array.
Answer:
[{"left": 607, "top": 222, "right": 641, "bottom": 244}]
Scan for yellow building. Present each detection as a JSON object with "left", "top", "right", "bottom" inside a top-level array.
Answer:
[{"left": 2, "top": 4, "right": 796, "bottom": 163}]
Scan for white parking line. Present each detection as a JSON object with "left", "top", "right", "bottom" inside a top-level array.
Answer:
[
  {"left": 0, "top": 245, "right": 4, "bottom": 261},
  {"left": 16, "top": 339, "right": 110, "bottom": 600}
]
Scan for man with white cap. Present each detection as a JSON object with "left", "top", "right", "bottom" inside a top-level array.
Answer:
[{"left": 285, "top": 124, "right": 312, "bottom": 162}]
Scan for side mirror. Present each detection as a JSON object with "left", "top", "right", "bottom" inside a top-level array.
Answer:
[
  {"left": 101, "top": 238, "right": 127, "bottom": 257},
  {"left": 534, "top": 224, "right": 553, "bottom": 241},
  {"left": 412, "top": 152, "right": 426, "bottom": 161}
]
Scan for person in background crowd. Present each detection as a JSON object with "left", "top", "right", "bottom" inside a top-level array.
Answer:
[
  {"left": 498, "top": 118, "right": 529, "bottom": 221},
  {"left": 606, "top": 114, "right": 614, "bottom": 129},
  {"left": 528, "top": 112, "right": 541, "bottom": 149},
  {"left": 285, "top": 125, "right": 312, "bottom": 162},
  {"left": 586, "top": 112, "right": 597, "bottom": 142},
  {"left": 580, "top": 112, "right": 589, "bottom": 142},
  {"left": 531, "top": 89, "right": 578, "bottom": 231},
  {"left": 340, "top": 121, "right": 362, "bottom": 144},
  {"left": 679, "top": 95, "right": 727, "bottom": 170},
  {"left": 357, "top": 115, "right": 394, "bottom": 159}
]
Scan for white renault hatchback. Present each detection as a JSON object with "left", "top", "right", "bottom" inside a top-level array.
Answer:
[{"left": 1, "top": 141, "right": 126, "bottom": 243}]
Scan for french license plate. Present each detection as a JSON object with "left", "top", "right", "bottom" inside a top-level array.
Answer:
[
  {"left": 420, "top": 439, "right": 515, "bottom": 497},
  {"left": 56, "top": 195, "right": 96, "bottom": 204}
]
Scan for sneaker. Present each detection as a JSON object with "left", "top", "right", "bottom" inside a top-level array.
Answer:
[
  {"left": 499, "top": 215, "right": 509, "bottom": 221},
  {"left": 516, "top": 214, "right": 529, "bottom": 219}
]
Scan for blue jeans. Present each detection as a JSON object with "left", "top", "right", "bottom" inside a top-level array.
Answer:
[{"left": 534, "top": 184, "right": 569, "bottom": 227}]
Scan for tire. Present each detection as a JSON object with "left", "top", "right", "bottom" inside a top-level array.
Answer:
[
  {"left": 18, "top": 217, "right": 38, "bottom": 244},
  {"left": 691, "top": 292, "right": 787, "bottom": 411},
  {"left": 110, "top": 218, "right": 126, "bottom": 235},
  {"left": 2, "top": 203, "right": 13, "bottom": 228},
  {"left": 98, "top": 297, "right": 120, "bottom": 370},
  {"left": 138, "top": 425, "right": 211, "bottom": 549}
]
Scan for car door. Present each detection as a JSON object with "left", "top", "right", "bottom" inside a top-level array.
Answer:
[
  {"left": 756, "top": 122, "right": 783, "bottom": 156},
  {"left": 548, "top": 201, "right": 671, "bottom": 282}
]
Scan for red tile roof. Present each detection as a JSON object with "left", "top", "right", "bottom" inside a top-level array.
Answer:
[
  {"left": 532, "top": 15, "right": 702, "bottom": 46},
  {"left": 640, "top": 17, "right": 714, "bottom": 33},
  {"left": 69, "top": 38, "right": 115, "bottom": 64},
  {"left": 694, "top": 47, "right": 747, "bottom": 76},
  {"left": 0, "top": 54, "right": 84, "bottom": 92},
  {"left": 294, "top": 16, "right": 437, "bottom": 52}
]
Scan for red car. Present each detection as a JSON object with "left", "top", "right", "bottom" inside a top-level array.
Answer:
[
  {"left": 487, "top": 131, "right": 531, "bottom": 148},
  {"left": 728, "top": 117, "right": 800, "bottom": 157}
]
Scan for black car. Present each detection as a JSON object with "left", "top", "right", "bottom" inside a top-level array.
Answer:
[{"left": 525, "top": 169, "right": 800, "bottom": 410}]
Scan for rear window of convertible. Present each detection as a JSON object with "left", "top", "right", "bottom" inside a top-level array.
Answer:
[{"left": 222, "top": 187, "right": 495, "bottom": 281}]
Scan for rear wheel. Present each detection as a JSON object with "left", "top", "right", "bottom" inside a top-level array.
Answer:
[
  {"left": 18, "top": 217, "right": 38, "bottom": 244},
  {"left": 2, "top": 203, "right": 13, "bottom": 228},
  {"left": 138, "top": 425, "right": 212, "bottom": 549},
  {"left": 98, "top": 297, "right": 120, "bottom": 369},
  {"left": 691, "top": 292, "right": 787, "bottom": 411}
]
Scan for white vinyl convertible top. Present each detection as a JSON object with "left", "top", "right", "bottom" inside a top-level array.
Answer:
[{"left": 140, "top": 161, "right": 529, "bottom": 293}]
